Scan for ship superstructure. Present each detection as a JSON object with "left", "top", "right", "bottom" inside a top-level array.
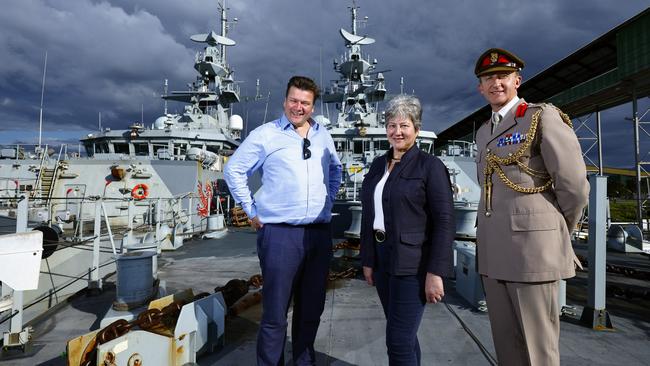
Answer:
[
  {"left": 1, "top": 1, "right": 244, "bottom": 224},
  {"left": 318, "top": 1, "right": 437, "bottom": 202},
  {"left": 320, "top": 1, "right": 480, "bottom": 239}
]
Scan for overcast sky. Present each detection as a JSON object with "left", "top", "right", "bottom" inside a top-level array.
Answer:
[{"left": 0, "top": 0, "right": 648, "bottom": 168}]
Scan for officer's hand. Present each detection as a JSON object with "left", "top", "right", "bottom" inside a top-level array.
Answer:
[
  {"left": 363, "top": 266, "right": 374, "bottom": 286},
  {"left": 425, "top": 273, "right": 444, "bottom": 303},
  {"left": 251, "top": 216, "right": 263, "bottom": 230}
]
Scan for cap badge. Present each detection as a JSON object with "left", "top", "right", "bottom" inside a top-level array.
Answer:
[{"left": 490, "top": 52, "right": 498, "bottom": 64}]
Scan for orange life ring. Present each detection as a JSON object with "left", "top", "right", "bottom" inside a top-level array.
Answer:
[{"left": 131, "top": 183, "right": 149, "bottom": 200}]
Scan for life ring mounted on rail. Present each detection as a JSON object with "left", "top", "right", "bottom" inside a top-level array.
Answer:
[{"left": 131, "top": 183, "right": 149, "bottom": 200}]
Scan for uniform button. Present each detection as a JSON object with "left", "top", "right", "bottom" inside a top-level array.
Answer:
[
  {"left": 486, "top": 148, "right": 491, "bottom": 153},
  {"left": 508, "top": 152, "right": 513, "bottom": 157},
  {"left": 485, "top": 212, "right": 491, "bottom": 217}
]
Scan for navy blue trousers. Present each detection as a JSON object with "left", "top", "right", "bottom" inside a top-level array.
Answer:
[
  {"left": 373, "top": 242, "right": 426, "bottom": 366},
  {"left": 256, "top": 223, "right": 332, "bottom": 366}
]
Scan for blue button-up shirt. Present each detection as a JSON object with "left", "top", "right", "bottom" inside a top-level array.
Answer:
[{"left": 224, "top": 114, "right": 342, "bottom": 225}]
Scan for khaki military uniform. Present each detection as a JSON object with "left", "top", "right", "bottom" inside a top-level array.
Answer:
[{"left": 475, "top": 100, "right": 589, "bottom": 365}]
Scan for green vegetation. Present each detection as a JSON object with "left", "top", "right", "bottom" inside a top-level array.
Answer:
[{"left": 609, "top": 199, "right": 644, "bottom": 222}]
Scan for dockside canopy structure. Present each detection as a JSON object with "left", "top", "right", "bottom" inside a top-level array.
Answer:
[
  {"left": 438, "top": 7, "right": 650, "bottom": 231},
  {"left": 438, "top": 7, "right": 650, "bottom": 142}
]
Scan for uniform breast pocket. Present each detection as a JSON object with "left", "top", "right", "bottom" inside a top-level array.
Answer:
[{"left": 501, "top": 163, "right": 525, "bottom": 184}]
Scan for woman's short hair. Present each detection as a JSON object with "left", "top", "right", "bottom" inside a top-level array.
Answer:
[{"left": 385, "top": 95, "right": 422, "bottom": 130}]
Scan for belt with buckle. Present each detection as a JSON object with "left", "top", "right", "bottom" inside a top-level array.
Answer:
[{"left": 374, "top": 230, "right": 386, "bottom": 243}]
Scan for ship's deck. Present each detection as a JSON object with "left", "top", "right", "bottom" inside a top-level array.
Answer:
[{"left": 3, "top": 228, "right": 650, "bottom": 365}]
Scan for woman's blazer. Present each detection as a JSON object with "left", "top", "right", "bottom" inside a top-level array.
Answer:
[{"left": 360, "top": 145, "right": 455, "bottom": 276}]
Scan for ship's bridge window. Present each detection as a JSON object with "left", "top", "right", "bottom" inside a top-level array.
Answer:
[
  {"left": 418, "top": 141, "right": 432, "bottom": 154},
  {"left": 84, "top": 144, "right": 94, "bottom": 157},
  {"left": 174, "top": 144, "right": 187, "bottom": 157},
  {"left": 114, "top": 143, "right": 129, "bottom": 154},
  {"left": 134, "top": 143, "right": 149, "bottom": 156},
  {"left": 206, "top": 144, "right": 221, "bottom": 154},
  {"left": 353, "top": 141, "right": 363, "bottom": 154},
  {"left": 205, "top": 56, "right": 213, "bottom": 63},
  {"left": 377, "top": 139, "right": 390, "bottom": 151},
  {"left": 152, "top": 143, "right": 167, "bottom": 156},
  {"left": 334, "top": 140, "right": 348, "bottom": 153},
  {"left": 97, "top": 142, "right": 109, "bottom": 153}
]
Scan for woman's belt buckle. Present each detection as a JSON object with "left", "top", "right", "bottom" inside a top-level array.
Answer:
[{"left": 374, "top": 230, "right": 386, "bottom": 243}]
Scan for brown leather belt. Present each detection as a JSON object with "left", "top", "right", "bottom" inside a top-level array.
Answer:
[{"left": 374, "top": 230, "right": 386, "bottom": 243}]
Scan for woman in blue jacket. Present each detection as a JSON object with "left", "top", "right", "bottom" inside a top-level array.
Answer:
[{"left": 360, "top": 94, "right": 455, "bottom": 365}]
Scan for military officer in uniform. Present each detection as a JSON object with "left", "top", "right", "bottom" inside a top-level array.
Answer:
[{"left": 474, "top": 48, "right": 589, "bottom": 366}]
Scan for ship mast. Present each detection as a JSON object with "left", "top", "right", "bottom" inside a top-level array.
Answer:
[
  {"left": 38, "top": 51, "right": 47, "bottom": 151},
  {"left": 219, "top": 1, "right": 227, "bottom": 64},
  {"left": 351, "top": 1, "right": 358, "bottom": 35}
]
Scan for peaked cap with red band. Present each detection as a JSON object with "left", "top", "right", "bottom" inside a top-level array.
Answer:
[{"left": 474, "top": 48, "right": 525, "bottom": 77}]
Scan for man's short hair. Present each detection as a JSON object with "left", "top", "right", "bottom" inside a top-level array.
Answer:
[{"left": 286, "top": 76, "right": 320, "bottom": 102}]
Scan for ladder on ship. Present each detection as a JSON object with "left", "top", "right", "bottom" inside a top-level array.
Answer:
[
  {"left": 30, "top": 146, "right": 63, "bottom": 202},
  {"left": 38, "top": 167, "right": 56, "bottom": 199}
]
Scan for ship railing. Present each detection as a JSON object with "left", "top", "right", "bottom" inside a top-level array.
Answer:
[
  {"left": 439, "top": 140, "right": 478, "bottom": 158},
  {"left": 0, "top": 143, "right": 63, "bottom": 161},
  {"left": 222, "top": 80, "right": 241, "bottom": 95},
  {"left": 0, "top": 195, "right": 118, "bottom": 338},
  {"left": 0, "top": 188, "right": 238, "bottom": 332},
  {"left": 0, "top": 178, "right": 37, "bottom": 202},
  {"left": 0, "top": 144, "right": 28, "bottom": 160},
  {"left": 2, "top": 190, "right": 228, "bottom": 255}
]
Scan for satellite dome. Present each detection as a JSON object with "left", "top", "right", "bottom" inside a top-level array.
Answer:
[
  {"left": 229, "top": 114, "right": 243, "bottom": 130},
  {"left": 154, "top": 116, "right": 167, "bottom": 129}
]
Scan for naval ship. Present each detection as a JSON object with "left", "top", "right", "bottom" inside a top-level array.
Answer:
[
  {"left": 1, "top": 1, "right": 243, "bottom": 225},
  {"left": 0, "top": 0, "right": 245, "bottom": 335},
  {"left": 319, "top": 1, "right": 480, "bottom": 238},
  {"left": 0, "top": 0, "right": 247, "bottom": 226}
]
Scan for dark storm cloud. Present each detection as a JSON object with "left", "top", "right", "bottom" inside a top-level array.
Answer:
[{"left": 0, "top": 0, "right": 648, "bottom": 166}]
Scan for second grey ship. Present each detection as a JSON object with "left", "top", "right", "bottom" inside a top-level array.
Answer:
[{"left": 318, "top": 1, "right": 480, "bottom": 238}]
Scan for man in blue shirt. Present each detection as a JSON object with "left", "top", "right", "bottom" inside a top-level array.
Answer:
[{"left": 224, "top": 75, "right": 342, "bottom": 365}]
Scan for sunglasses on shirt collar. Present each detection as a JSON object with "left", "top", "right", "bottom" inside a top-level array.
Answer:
[{"left": 303, "top": 138, "right": 311, "bottom": 160}]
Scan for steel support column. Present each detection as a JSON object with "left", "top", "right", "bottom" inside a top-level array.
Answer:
[
  {"left": 580, "top": 175, "right": 613, "bottom": 330},
  {"left": 632, "top": 89, "right": 643, "bottom": 230},
  {"left": 596, "top": 110, "right": 603, "bottom": 175}
]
